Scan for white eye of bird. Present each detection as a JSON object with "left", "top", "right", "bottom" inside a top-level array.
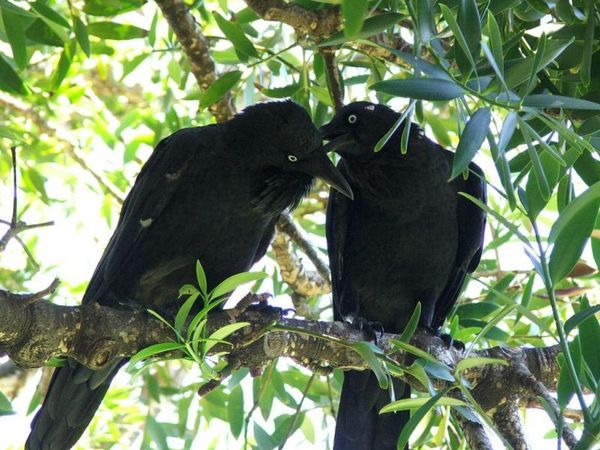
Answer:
[
  {"left": 288, "top": 155, "right": 298, "bottom": 162},
  {"left": 348, "top": 114, "right": 357, "bottom": 124}
]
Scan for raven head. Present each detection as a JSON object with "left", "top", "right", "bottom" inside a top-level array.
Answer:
[
  {"left": 238, "top": 100, "right": 353, "bottom": 199},
  {"left": 320, "top": 102, "right": 402, "bottom": 159}
]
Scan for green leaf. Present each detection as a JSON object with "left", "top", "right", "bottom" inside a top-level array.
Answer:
[
  {"left": 205, "top": 322, "right": 250, "bottom": 353},
  {"left": 450, "top": 107, "right": 491, "bottom": 180},
  {"left": 30, "top": 1, "right": 70, "bottom": 29},
  {"left": 370, "top": 78, "right": 465, "bottom": 101},
  {"left": 548, "top": 182, "right": 600, "bottom": 283},
  {"left": 565, "top": 305, "right": 600, "bottom": 334},
  {"left": 174, "top": 291, "right": 201, "bottom": 335},
  {"left": 392, "top": 387, "right": 452, "bottom": 449},
  {"left": 73, "top": 17, "right": 90, "bottom": 57},
  {"left": 0, "top": 54, "right": 28, "bottom": 95},
  {"left": 0, "top": 391, "right": 15, "bottom": 415},
  {"left": 381, "top": 395, "right": 466, "bottom": 413},
  {"left": 455, "top": 357, "right": 507, "bottom": 374},
  {"left": 259, "top": 82, "right": 301, "bottom": 99},
  {"left": 456, "top": 0, "right": 482, "bottom": 74},
  {"left": 227, "top": 385, "right": 244, "bottom": 438},
  {"left": 577, "top": 297, "right": 600, "bottom": 383},
  {"left": 374, "top": 101, "right": 415, "bottom": 152},
  {"left": 87, "top": 21, "right": 148, "bottom": 40},
  {"left": 522, "top": 33, "right": 546, "bottom": 96},
  {"left": 398, "top": 302, "right": 421, "bottom": 343},
  {"left": 523, "top": 94, "right": 600, "bottom": 110},
  {"left": 195, "top": 260, "right": 208, "bottom": 296},
  {"left": 361, "top": 42, "right": 449, "bottom": 79},
  {"left": 318, "top": 13, "right": 401, "bottom": 46},
  {"left": 486, "top": 11, "right": 504, "bottom": 79},
  {"left": 210, "top": 270, "right": 267, "bottom": 299},
  {"left": 520, "top": 121, "right": 551, "bottom": 201},
  {"left": 391, "top": 339, "right": 447, "bottom": 366},
  {"left": 503, "top": 39, "right": 573, "bottom": 89},
  {"left": 2, "top": 9, "right": 27, "bottom": 69},
  {"left": 526, "top": 152, "right": 561, "bottom": 219},
  {"left": 254, "top": 423, "right": 277, "bottom": 450},
  {"left": 199, "top": 70, "right": 242, "bottom": 109},
  {"left": 129, "top": 342, "right": 184, "bottom": 365},
  {"left": 0, "top": 0, "right": 36, "bottom": 17},
  {"left": 353, "top": 341, "right": 389, "bottom": 389},
  {"left": 439, "top": 3, "right": 478, "bottom": 74},
  {"left": 342, "top": 0, "right": 368, "bottom": 38},
  {"left": 213, "top": 13, "right": 258, "bottom": 59},
  {"left": 146, "top": 415, "right": 169, "bottom": 449},
  {"left": 83, "top": 0, "right": 145, "bottom": 16},
  {"left": 51, "top": 44, "right": 72, "bottom": 90}
]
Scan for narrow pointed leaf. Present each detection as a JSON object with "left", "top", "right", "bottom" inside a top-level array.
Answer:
[
  {"left": 214, "top": 13, "right": 258, "bottom": 58},
  {"left": 523, "top": 94, "right": 600, "bottom": 110},
  {"left": 371, "top": 78, "right": 464, "bottom": 101},
  {"left": 342, "top": 0, "right": 368, "bottom": 38},
  {"left": 353, "top": 341, "right": 389, "bottom": 389},
  {"left": 210, "top": 271, "right": 267, "bottom": 299},
  {"left": 318, "top": 13, "right": 401, "bottom": 46},
  {"left": 2, "top": 9, "right": 27, "bottom": 69},
  {"left": 199, "top": 70, "right": 242, "bottom": 109},
  {"left": 450, "top": 107, "right": 491, "bottom": 180}
]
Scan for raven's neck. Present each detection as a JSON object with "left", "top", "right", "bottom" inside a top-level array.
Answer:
[{"left": 252, "top": 170, "right": 313, "bottom": 217}]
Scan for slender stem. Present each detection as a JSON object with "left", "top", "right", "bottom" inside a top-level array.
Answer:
[
  {"left": 531, "top": 220, "right": 592, "bottom": 424},
  {"left": 10, "top": 147, "right": 17, "bottom": 225},
  {"left": 278, "top": 372, "right": 316, "bottom": 449}
]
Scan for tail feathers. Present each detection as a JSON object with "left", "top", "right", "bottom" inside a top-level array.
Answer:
[
  {"left": 334, "top": 371, "right": 409, "bottom": 450},
  {"left": 26, "top": 358, "right": 124, "bottom": 450}
]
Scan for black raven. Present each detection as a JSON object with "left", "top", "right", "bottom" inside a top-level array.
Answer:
[
  {"left": 26, "top": 100, "right": 352, "bottom": 450},
  {"left": 322, "top": 102, "right": 486, "bottom": 450}
]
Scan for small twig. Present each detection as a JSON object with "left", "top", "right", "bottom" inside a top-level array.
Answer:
[
  {"left": 520, "top": 370, "right": 578, "bottom": 449},
  {"left": 65, "top": 146, "right": 125, "bottom": 203},
  {"left": 0, "top": 148, "right": 55, "bottom": 254},
  {"left": 10, "top": 147, "right": 17, "bottom": 225},
  {"left": 1, "top": 279, "right": 60, "bottom": 306},
  {"left": 227, "top": 293, "right": 272, "bottom": 320},
  {"left": 279, "top": 371, "right": 316, "bottom": 449}
]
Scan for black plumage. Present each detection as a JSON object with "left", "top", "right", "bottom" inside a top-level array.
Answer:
[
  {"left": 26, "top": 100, "right": 352, "bottom": 450},
  {"left": 322, "top": 102, "right": 486, "bottom": 450}
]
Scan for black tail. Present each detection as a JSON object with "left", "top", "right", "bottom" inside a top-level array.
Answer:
[
  {"left": 26, "top": 358, "right": 124, "bottom": 450},
  {"left": 334, "top": 371, "right": 409, "bottom": 450}
]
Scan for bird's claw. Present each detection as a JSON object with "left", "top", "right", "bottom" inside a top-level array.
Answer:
[
  {"left": 439, "top": 333, "right": 465, "bottom": 351},
  {"left": 347, "top": 314, "right": 385, "bottom": 342}
]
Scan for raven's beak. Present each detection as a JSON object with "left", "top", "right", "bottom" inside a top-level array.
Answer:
[
  {"left": 300, "top": 150, "right": 353, "bottom": 199},
  {"left": 319, "top": 123, "right": 355, "bottom": 154}
]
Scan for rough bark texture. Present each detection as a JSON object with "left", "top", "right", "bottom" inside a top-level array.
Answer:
[{"left": 155, "top": 0, "right": 234, "bottom": 122}]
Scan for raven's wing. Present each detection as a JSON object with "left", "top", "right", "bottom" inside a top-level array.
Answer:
[
  {"left": 26, "top": 127, "right": 214, "bottom": 450},
  {"left": 83, "top": 127, "right": 211, "bottom": 305},
  {"left": 433, "top": 156, "right": 487, "bottom": 329},
  {"left": 326, "top": 161, "right": 352, "bottom": 322}
]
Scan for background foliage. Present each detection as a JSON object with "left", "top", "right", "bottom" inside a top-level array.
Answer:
[{"left": 0, "top": 0, "right": 599, "bottom": 448}]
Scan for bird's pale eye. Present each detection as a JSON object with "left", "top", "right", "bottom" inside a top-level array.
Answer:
[
  {"left": 348, "top": 114, "right": 357, "bottom": 124},
  {"left": 288, "top": 155, "right": 298, "bottom": 162}
]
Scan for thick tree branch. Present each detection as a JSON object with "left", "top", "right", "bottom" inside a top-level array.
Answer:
[
  {"left": 244, "top": 0, "right": 340, "bottom": 39},
  {"left": 155, "top": 0, "right": 234, "bottom": 122},
  {"left": 1, "top": 290, "right": 564, "bottom": 399}
]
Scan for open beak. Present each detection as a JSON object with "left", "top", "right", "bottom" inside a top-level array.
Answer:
[
  {"left": 299, "top": 149, "right": 353, "bottom": 199},
  {"left": 319, "top": 123, "right": 355, "bottom": 155}
]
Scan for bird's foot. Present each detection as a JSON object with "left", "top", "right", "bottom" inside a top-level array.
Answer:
[
  {"left": 227, "top": 293, "right": 287, "bottom": 319},
  {"left": 440, "top": 333, "right": 465, "bottom": 351},
  {"left": 346, "top": 314, "right": 384, "bottom": 342}
]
